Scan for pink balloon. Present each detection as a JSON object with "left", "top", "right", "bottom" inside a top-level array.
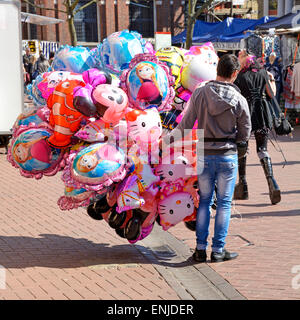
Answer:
[
  {"left": 157, "top": 192, "right": 195, "bottom": 231},
  {"left": 92, "top": 84, "right": 129, "bottom": 123},
  {"left": 30, "top": 138, "right": 52, "bottom": 163},
  {"left": 82, "top": 68, "right": 112, "bottom": 87},
  {"left": 144, "top": 41, "right": 156, "bottom": 55}
]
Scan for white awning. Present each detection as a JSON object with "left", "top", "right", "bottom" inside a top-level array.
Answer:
[{"left": 21, "top": 12, "right": 64, "bottom": 25}]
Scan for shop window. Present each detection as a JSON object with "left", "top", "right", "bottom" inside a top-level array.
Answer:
[
  {"left": 129, "top": 0, "right": 154, "bottom": 38},
  {"left": 21, "top": 0, "right": 37, "bottom": 40},
  {"left": 74, "top": 0, "right": 98, "bottom": 42},
  {"left": 269, "top": 0, "right": 278, "bottom": 16}
]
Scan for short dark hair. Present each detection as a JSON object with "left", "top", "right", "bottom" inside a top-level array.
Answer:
[{"left": 217, "top": 54, "right": 240, "bottom": 78}]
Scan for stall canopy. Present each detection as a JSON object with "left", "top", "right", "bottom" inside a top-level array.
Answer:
[
  {"left": 172, "top": 16, "right": 275, "bottom": 45},
  {"left": 21, "top": 12, "right": 64, "bottom": 25},
  {"left": 255, "top": 11, "right": 300, "bottom": 30}
]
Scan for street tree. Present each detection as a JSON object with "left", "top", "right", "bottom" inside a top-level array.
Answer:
[
  {"left": 186, "top": 0, "right": 215, "bottom": 49},
  {"left": 23, "top": 0, "right": 100, "bottom": 47}
]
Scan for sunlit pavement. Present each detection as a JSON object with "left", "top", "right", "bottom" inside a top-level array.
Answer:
[
  {"left": 169, "top": 127, "right": 300, "bottom": 300},
  {"left": 1, "top": 95, "right": 299, "bottom": 300}
]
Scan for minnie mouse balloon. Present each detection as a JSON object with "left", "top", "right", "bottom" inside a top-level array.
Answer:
[
  {"left": 91, "top": 84, "right": 129, "bottom": 123},
  {"left": 73, "top": 69, "right": 113, "bottom": 118}
]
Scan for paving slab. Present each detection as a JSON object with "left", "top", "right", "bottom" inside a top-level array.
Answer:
[
  {"left": 0, "top": 144, "right": 238, "bottom": 300},
  {"left": 168, "top": 126, "right": 300, "bottom": 300},
  {"left": 2, "top": 95, "right": 298, "bottom": 300}
]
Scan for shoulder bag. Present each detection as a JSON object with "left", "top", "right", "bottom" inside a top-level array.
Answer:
[{"left": 263, "top": 71, "right": 293, "bottom": 135}]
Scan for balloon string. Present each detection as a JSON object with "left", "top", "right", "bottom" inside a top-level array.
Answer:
[{"left": 165, "top": 108, "right": 178, "bottom": 130}]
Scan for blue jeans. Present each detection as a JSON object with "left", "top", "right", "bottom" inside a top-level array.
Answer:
[{"left": 196, "top": 154, "right": 238, "bottom": 253}]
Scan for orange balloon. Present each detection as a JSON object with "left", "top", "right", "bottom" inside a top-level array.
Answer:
[{"left": 47, "top": 79, "right": 86, "bottom": 148}]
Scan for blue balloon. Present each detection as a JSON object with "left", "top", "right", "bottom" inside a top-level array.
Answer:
[
  {"left": 52, "top": 45, "right": 97, "bottom": 74},
  {"left": 27, "top": 75, "right": 46, "bottom": 107},
  {"left": 98, "top": 30, "right": 148, "bottom": 76}
]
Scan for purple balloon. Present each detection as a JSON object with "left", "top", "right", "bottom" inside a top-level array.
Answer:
[{"left": 82, "top": 68, "right": 112, "bottom": 87}]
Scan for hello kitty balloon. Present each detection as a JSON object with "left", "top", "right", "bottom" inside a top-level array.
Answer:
[
  {"left": 157, "top": 192, "right": 195, "bottom": 231},
  {"left": 38, "top": 71, "right": 83, "bottom": 101},
  {"left": 125, "top": 107, "right": 162, "bottom": 156},
  {"left": 180, "top": 43, "right": 218, "bottom": 92},
  {"left": 125, "top": 108, "right": 162, "bottom": 163},
  {"left": 155, "top": 152, "right": 193, "bottom": 187}
]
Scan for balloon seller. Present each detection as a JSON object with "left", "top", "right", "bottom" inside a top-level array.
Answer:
[{"left": 10, "top": 30, "right": 254, "bottom": 259}]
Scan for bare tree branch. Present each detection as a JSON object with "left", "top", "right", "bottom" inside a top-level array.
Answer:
[
  {"left": 208, "top": 11, "right": 222, "bottom": 21},
  {"left": 193, "top": 0, "right": 214, "bottom": 22},
  {"left": 186, "top": 0, "right": 215, "bottom": 49},
  {"left": 23, "top": 0, "right": 67, "bottom": 14},
  {"left": 74, "top": 0, "right": 99, "bottom": 15},
  {"left": 23, "top": 0, "right": 103, "bottom": 47},
  {"left": 70, "top": 0, "right": 80, "bottom": 11}
]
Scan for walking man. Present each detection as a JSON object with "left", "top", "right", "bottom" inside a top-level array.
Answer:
[{"left": 163, "top": 54, "right": 251, "bottom": 262}]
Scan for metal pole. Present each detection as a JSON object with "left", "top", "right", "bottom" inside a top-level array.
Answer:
[
  {"left": 153, "top": 0, "right": 157, "bottom": 35},
  {"left": 277, "top": 0, "right": 284, "bottom": 17},
  {"left": 97, "top": 1, "right": 101, "bottom": 42},
  {"left": 263, "top": 0, "right": 269, "bottom": 16},
  {"left": 285, "top": 0, "right": 293, "bottom": 14}
]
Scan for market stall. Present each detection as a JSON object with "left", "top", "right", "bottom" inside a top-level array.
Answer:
[
  {"left": 172, "top": 16, "right": 275, "bottom": 51},
  {"left": 255, "top": 12, "right": 300, "bottom": 125}
]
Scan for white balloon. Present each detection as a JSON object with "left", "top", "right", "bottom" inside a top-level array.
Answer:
[{"left": 181, "top": 49, "right": 218, "bottom": 92}]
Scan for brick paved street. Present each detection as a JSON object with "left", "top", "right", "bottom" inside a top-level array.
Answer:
[
  {"left": 0, "top": 152, "right": 180, "bottom": 300},
  {"left": 169, "top": 126, "right": 300, "bottom": 300},
  {"left": 0, "top": 96, "right": 299, "bottom": 300}
]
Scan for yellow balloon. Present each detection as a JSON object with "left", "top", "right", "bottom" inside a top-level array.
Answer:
[{"left": 155, "top": 46, "right": 185, "bottom": 86}]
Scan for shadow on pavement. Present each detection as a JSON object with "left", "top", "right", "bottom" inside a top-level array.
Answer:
[
  {"left": 247, "top": 161, "right": 300, "bottom": 167},
  {"left": 261, "top": 190, "right": 300, "bottom": 195},
  {"left": 231, "top": 209, "right": 300, "bottom": 219},
  {"left": 0, "top": 233, "right": 194, "bottom": 270},
  {"left": 235, "top": 202, "right": 272, "bottom": 207},
  {"left": 134, "top": 244, "right": 194, "bottom": 269}
]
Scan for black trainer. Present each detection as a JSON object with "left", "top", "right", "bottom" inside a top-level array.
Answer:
[
  {"left": 211, "top": 249, "right": 238, "bottom": 263},
  {"left": 192, "top": 249, "right": 207, "bottom": 263}
]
